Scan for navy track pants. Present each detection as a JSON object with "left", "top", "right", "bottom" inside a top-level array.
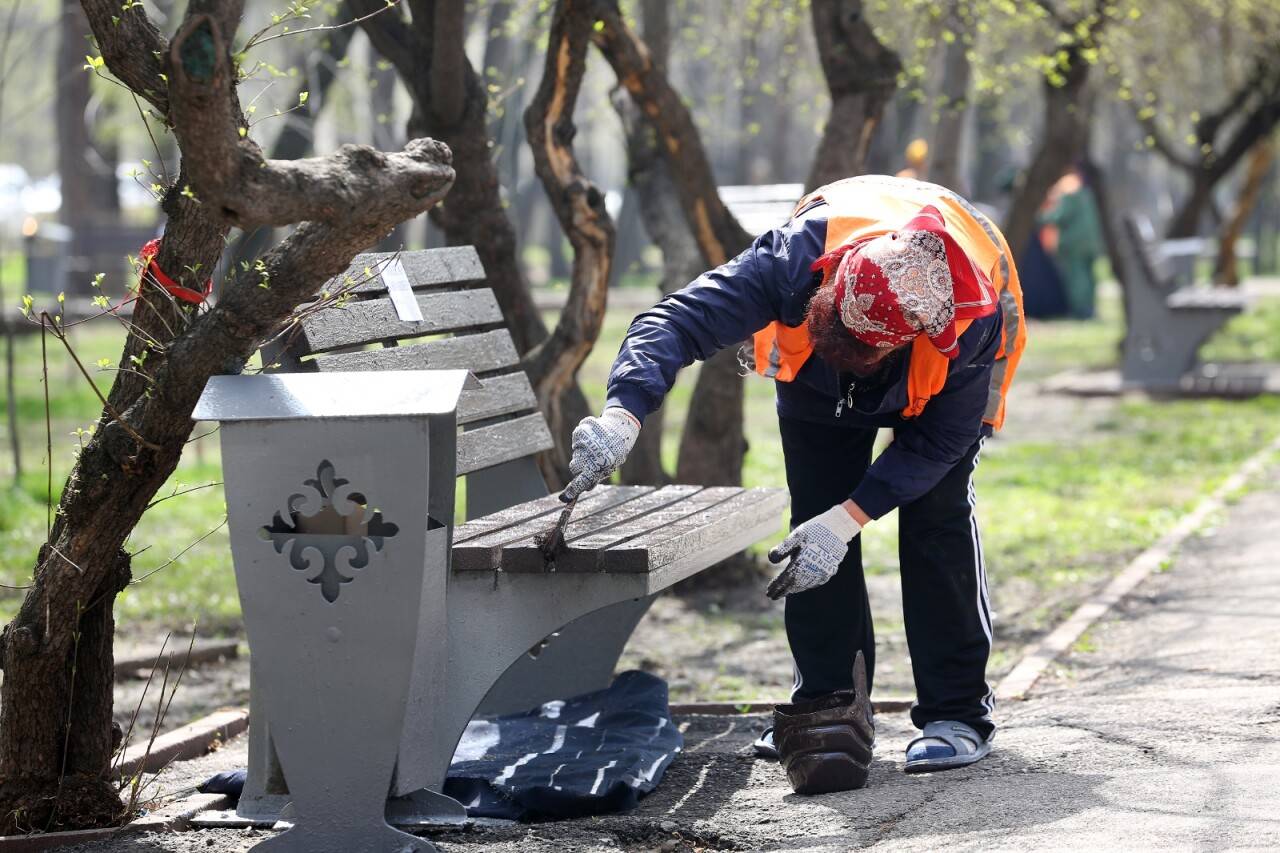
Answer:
[{"left": 778, "top": 416, "right": 995, "bottom": 739}]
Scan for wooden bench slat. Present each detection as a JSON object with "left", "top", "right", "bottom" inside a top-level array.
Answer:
[
  {"left": 297, "top": 289, "right": 503, "bottom": 354},
  {"left": 497, "top": 486, "right": 706, "bottom": 573},
  {"left": 309, "top": 329, "right": 519, "bottom": 374},
  {"left": 338, "top": 247, "right": 487, "bottom": 296},
  {"left": 601, "top": 487, "right": 790, "bottom": 573},
  {"left": 451, "top": 486, "right": 654, "bottom": 570},
  {"left": 504, "top": 484, "right": 737, "bottom": 571},
  {"left": 1167, "top": 289, "right": 1248, "bottom": 310},
  {"left": 456, "top": 372, "right": 539, "bottom": 425},
  {"left": 456, "top": 413, "right": 554, "bottom": 476},
  {"left": 453, "top": 493, "right": 567, "bottom": 544}
]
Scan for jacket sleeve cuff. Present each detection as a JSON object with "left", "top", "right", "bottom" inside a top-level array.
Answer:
[
  {"left": 849, "top": 474, "right": 897, "bottom": 521},
  {"left": 605, "top": 384, "right": 652, "bottom": 425}
]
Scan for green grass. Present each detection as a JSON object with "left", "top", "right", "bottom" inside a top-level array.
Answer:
[{"left": 0, "top": 280, "right": 1278, "bottom": 642}]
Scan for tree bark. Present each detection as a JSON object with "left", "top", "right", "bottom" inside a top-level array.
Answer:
[
  {"left": 521, "top": 0, "right": 616, "bottom": 482},
  {"left": 927, "top": 0, "right": 973, "bottom": 192},
  {"left": 0, "top": 0, "right": 454, "bottom": 831},
  {"left": 591, "top": 0, "right": 753, "bottom": 487},
  {"left": 58, "top": 0, "right": 104, "bottom": 295},
  {"left": 805, "top": 0, "right": 901, "bottom": 192},
  {"left": 1079, "top": 154, "right": 1133, "bottom": 356},
  {"left": 612, "top": 0, "right": 696, "bottom": 487},
  {"left": 1002, "top": 43, "right": 1097, "bottom": 260},
  {"left": 1215, "top": 139, "right": 1274, "bottom": 285}
]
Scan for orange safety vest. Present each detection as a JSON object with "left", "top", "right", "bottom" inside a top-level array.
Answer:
[{"left": 753, "top": 176, "right": 1026, "bottom": 430}]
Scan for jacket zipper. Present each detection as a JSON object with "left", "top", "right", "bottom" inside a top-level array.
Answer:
[{"left": 834, "top": 374, "right": 856, "bottom": 418}]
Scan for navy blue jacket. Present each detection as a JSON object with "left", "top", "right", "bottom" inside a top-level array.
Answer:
[{"left": 605, "top": 203, "right": 1002, "bottom": 520}]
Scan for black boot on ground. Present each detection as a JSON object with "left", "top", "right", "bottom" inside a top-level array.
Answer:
[{"left": 772, "top": 650, "right": 875, "bottom": 795}]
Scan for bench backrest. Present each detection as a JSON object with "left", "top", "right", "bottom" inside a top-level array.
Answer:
[
  {"left": 1122, "top": 214, "right": 1176, "bottom": 290},
  {"left": 266, "top": 247, "right": 554, "bottom": 484}
]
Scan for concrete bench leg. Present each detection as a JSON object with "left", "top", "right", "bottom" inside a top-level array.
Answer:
[
  {"left": 239, "top": 589, "right": 658, "bottom": 826},
  {"left": 476, "top": 593, "right": 658, "bottom": 716},
  {"left": 392, "top": 572, "right": 664, "bottom": 800},
  {"left": 1123, "top": 310, "right": 1238, "bottom": 386},
  {"left": 221, "top": 418, "right": 451, "bottom": 851}
]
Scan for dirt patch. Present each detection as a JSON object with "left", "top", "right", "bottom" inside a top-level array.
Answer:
[{"left": 111, "top": 634, "right": 249, "bottom": 741}]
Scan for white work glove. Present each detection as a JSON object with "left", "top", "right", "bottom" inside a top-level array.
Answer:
[
  {"left": 766, "top": 504, "right": 863, "bottom": 600},
  {"left": 562, "top": 407, "right": 641, "bottom": 502}
]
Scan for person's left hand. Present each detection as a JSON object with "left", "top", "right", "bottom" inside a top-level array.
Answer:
[{"left": 766, "top": 505, "right": 863, "bottom": 599}]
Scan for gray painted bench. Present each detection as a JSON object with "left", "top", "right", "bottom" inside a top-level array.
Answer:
[
  {"left": 229, "top": 247, "right": 788, "bottom": 838},
  {"left": 1118, "top": 215, "right": 1248, "bottom": 387}
]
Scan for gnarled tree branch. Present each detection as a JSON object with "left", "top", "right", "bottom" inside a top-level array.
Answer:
[
  {"left": 590, "top": 0, "right": 750, "bottom": 267},
  {"left": 520, "top": 0, "right": 615, "bottom": 476},
  {"left": 169, "top": 14, "right": 451, "bottom": 231},
  {"left": 590, "top": 0, "right": 751, "bottom": 488}
]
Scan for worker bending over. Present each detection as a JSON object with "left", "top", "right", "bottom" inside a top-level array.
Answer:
[{"left": 563, "top": 175, "right": 1026, "bottom": 774}]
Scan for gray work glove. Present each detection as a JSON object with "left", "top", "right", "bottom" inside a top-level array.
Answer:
[
  {"left": 562, "top": 407, "right": 641, "bottom": 502},
  {"left": 766, "top": 505, "right": 863, "bottom": 600}
]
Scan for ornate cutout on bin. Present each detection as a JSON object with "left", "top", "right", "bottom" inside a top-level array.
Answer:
[{"left": 261, "top": 460, "right": 400, "bottom": 603}]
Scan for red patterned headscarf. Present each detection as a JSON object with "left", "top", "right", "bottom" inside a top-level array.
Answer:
[{"left": 812, "top": 205, "right": 997, "bottom": 359}]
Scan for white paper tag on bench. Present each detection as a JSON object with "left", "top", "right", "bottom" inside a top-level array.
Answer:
[{"left": 382, "top": 258, "right": 423, "bottom": 323}]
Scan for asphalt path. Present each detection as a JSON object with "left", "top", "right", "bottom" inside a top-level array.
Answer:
[{"left": 67, "top": 465, "right": 1280, "bottom": 852}]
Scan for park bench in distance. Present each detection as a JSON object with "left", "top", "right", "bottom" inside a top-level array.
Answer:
[
  {"left": 232, "top": 246, "right": 788, "bottom": 825},
  {"left": 1118, "top": 214, "right": 1248, "bottom": 389},
  {"left": 719, "top": 182, "right": 805, "bottom": 235}
]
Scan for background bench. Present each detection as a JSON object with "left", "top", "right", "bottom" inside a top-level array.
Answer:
[
  {"left": 231, "top": 247, "right": 788, "bottom": 829},
  {"left": 1118, "top": 215, "right": 1248, "bottom": 387},
  {"left": 718, "top": 182, "right": 804, "bottom": 235}
]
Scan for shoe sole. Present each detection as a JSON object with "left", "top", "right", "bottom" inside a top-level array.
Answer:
[{"left": 784, "top": 751, "right": 870, "bottom": 794}]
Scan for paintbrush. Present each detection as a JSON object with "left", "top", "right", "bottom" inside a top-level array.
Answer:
[{"left": 533, "top": 493, "right": 578, "bottom": 570}]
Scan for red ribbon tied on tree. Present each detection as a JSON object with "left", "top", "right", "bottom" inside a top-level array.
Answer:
[{"left": 138, "top": 238, "right": 213, "bottom": 305}]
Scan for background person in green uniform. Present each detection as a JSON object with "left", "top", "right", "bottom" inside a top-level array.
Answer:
[{"left": 1039, "top": 165, "right": 1104, "bottom": 319}]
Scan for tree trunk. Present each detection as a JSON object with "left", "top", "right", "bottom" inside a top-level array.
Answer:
[
  {"left": 1215, "top": 139, "right": 1274, "bottom": 285},
  {"left": 57, "top": 0, "right": 98, "bottom": 295},
  {"left": 591, "top": 0, "right": 754, "bottom": 488},
  {"left": 1079, "top": 154, "right": 1133, "bottom": 352},
  {"left": 971, "top": 92, "right": 1009, "bottom": 201},
  {"left": 611, "top": 0, "right": 700, "bottom": 487},
  {"left": 521, "top": 0, "right": 615, "bottom": 482},
  {"left": 1165, "top": 172, "right": 1217, "bottom": 239},
  {"left": 1002, "top": 52, "right": 1096, "bottom": 260},
  {"left": 805, "top": 0, "right": 901, "bottom": 192},
  {"left": 0, "top": 0, "right": 455, "bottom": 831},
  {"left": 927, "top": 0, "right": 973, "bottom": 192}
]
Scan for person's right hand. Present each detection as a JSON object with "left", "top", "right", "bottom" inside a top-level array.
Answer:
[{"left": 562, "top": 408, "right": 641, "bottom": 502}]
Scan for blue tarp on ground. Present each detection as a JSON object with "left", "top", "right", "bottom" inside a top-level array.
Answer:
[{"left": 200, "top": 670, "right": 683, "bottom": 821}]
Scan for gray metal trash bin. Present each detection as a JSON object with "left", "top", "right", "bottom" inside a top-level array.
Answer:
[{"left": 193, "top": 370, "right": 470, "bottom": 853}]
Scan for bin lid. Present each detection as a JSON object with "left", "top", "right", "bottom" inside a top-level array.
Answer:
[{"left": 193, "top": 370, "right": 475, "bottom": 422}]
